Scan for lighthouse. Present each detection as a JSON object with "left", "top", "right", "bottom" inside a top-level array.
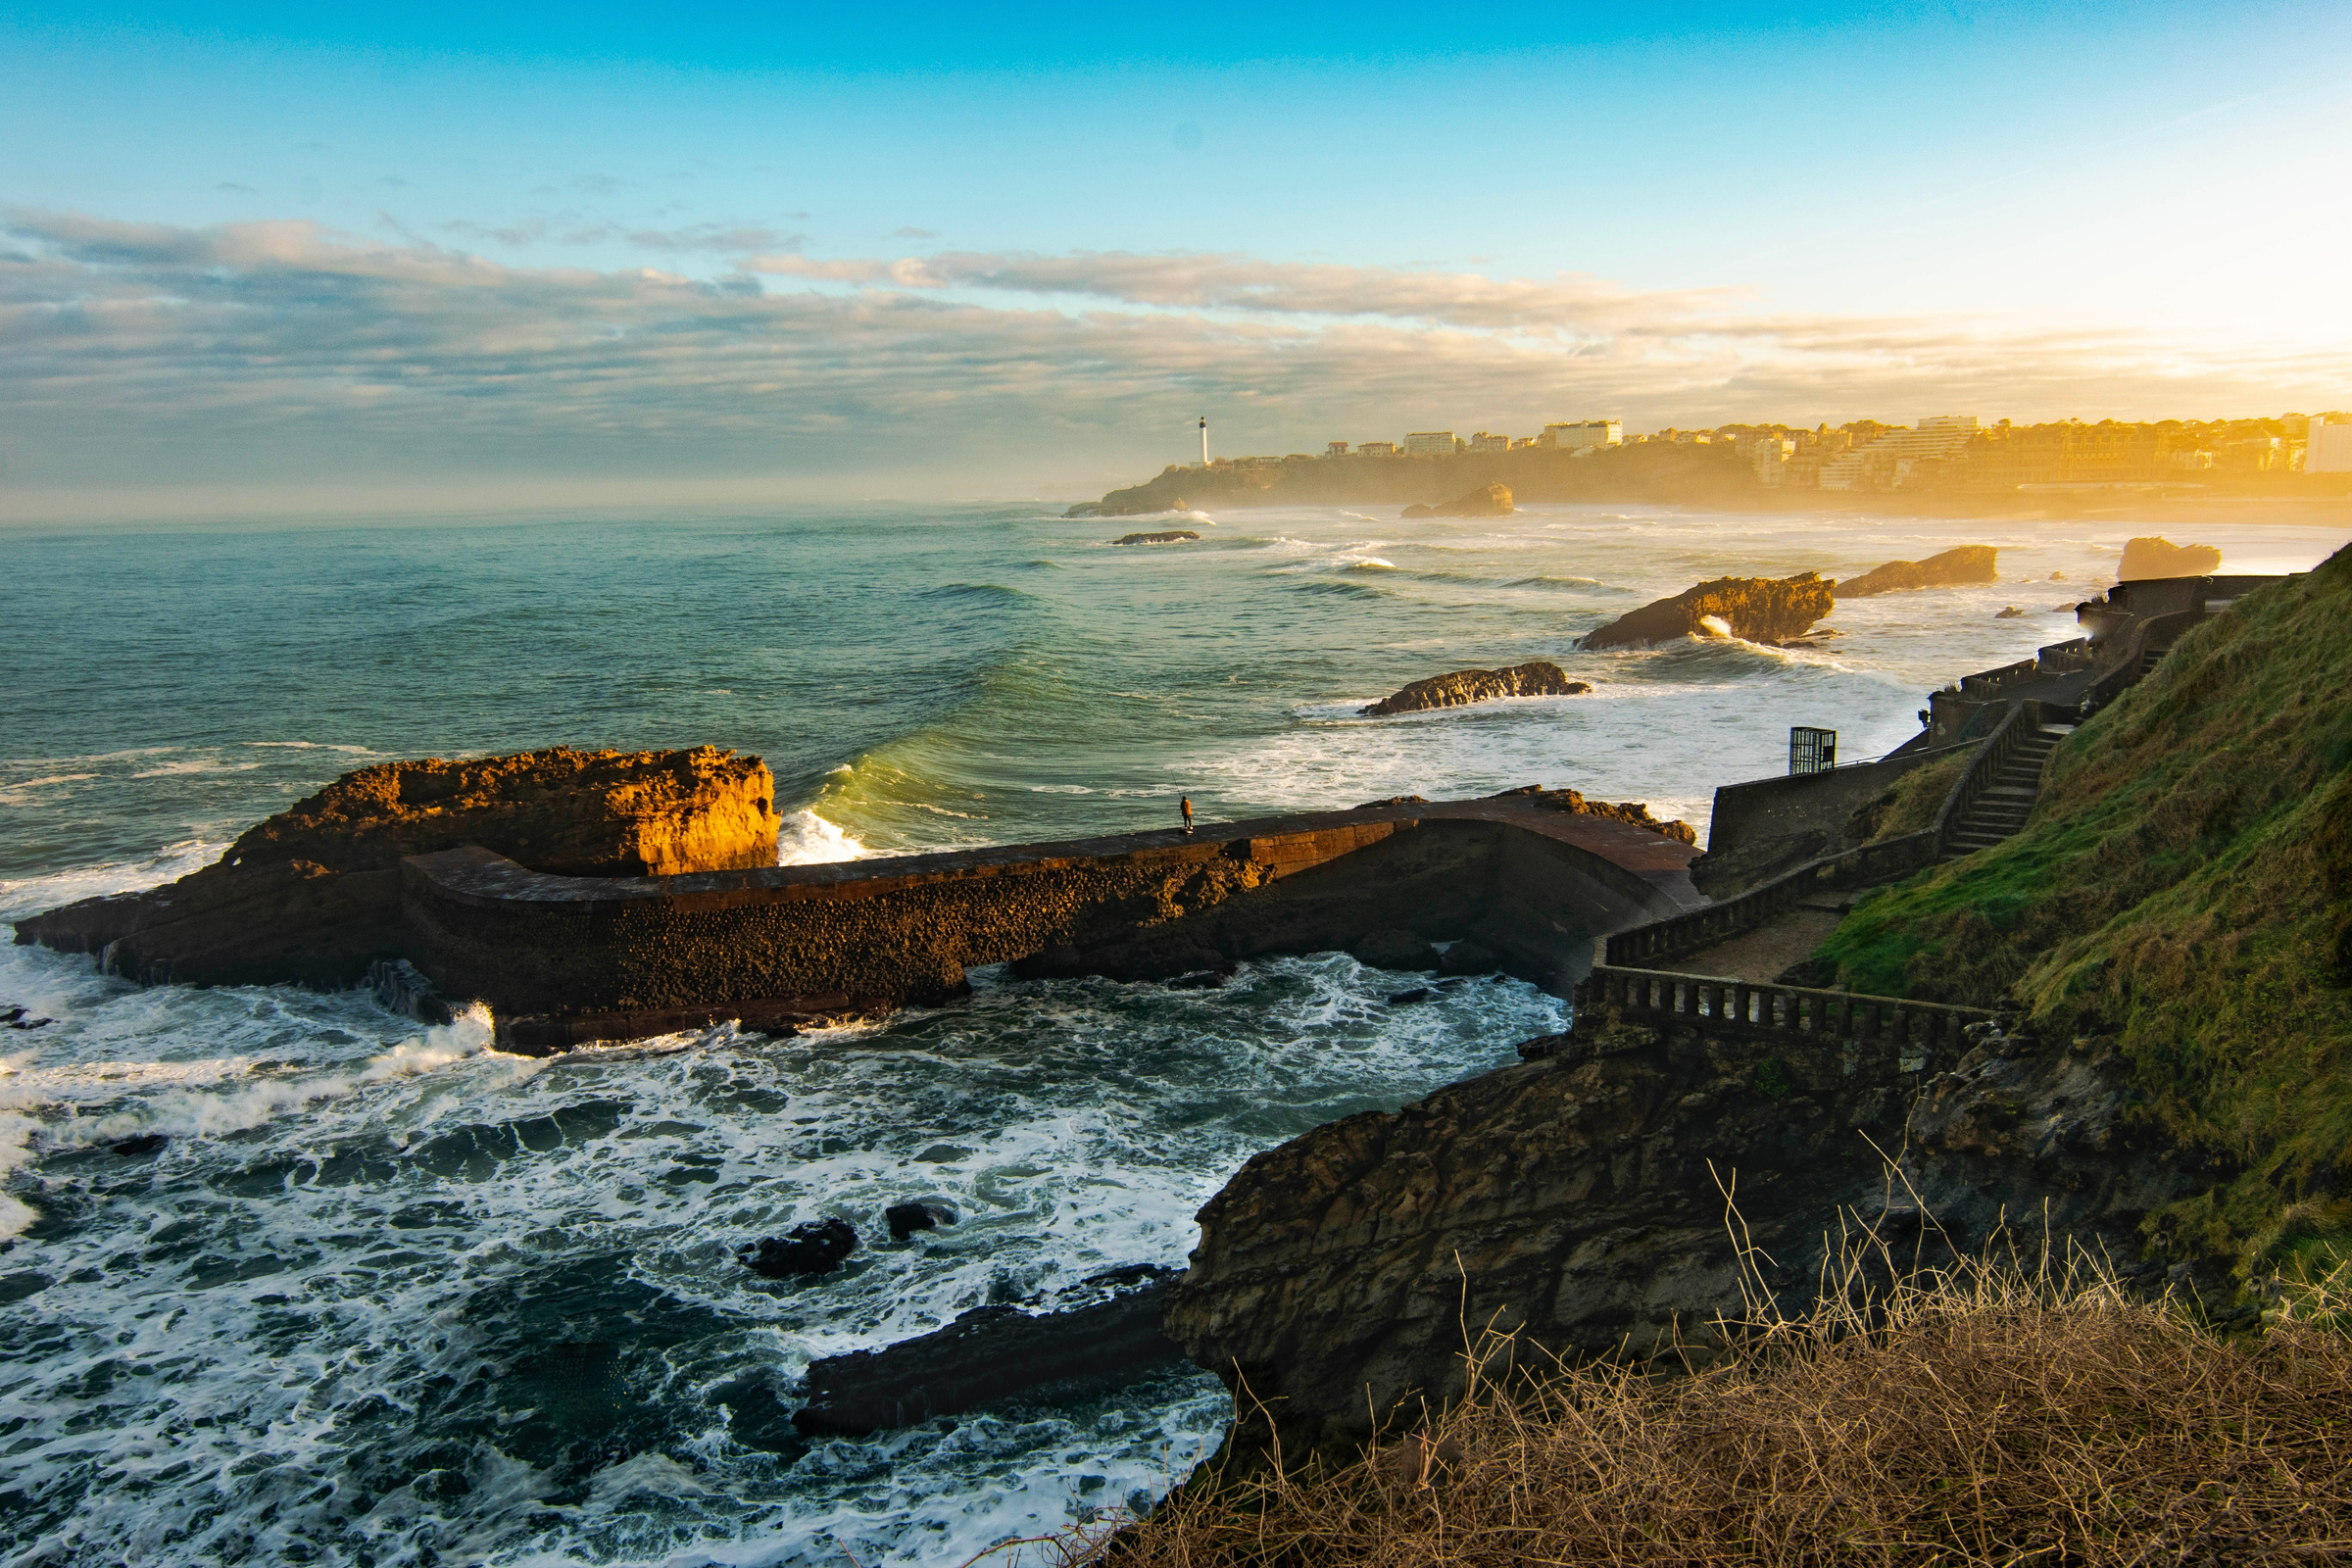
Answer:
[{"left": 1199, "top": 415, "right": 1209, "bottom": 467}]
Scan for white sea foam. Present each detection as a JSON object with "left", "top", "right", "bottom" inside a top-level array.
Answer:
[{"left": 776, "top": 808, "right": 865, "bottom": 865}]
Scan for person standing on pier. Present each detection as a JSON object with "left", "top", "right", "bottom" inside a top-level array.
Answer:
[{"left": 1181, "top": 796, "right": 1194, "bottom": 835}]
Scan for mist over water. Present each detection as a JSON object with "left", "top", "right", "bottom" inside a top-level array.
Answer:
[{"left": 2, "top": 501, "right": 2340, "bottom": 1564}]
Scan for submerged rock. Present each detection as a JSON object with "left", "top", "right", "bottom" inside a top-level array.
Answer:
[
  {"left": 1112, "top": 530, "right": 1200, "bottom": 545},
  {"left": 741, "top": 1217, "right": 860, "bottom": 1277},
  {"left": 1350, "top": 928, "right": 1440, "bottom": 971},
  {"left": 792, "top": 1266, "right": 1182, "bottom": 1435},
  {"left": 884, "top": 1201, "right": 957, "bottom": 1242},
  {"left": 1360, "top": 661, "right": 1590, "bottom": 716},
  {"left": 14, "top": 746, "right": 783, "bottom": 990},
  {"left": 1437, "top": 939, "right": 1499, "bottom": 977},
  {"left": 1581, "top": 572, "right": 1835, "bottom": 650},
  {"left": 2120, "top": 537, "right": 2223, "bottom": 581},
  {"left": 1835, "top": 545, "right": 1998, "bottom": 598},
  {"left": 1401, "top": 483, "right": 1514, "bottom": 519},
  {"left": 1994, "top": 606, "right": 2026, "bottom": 618}
]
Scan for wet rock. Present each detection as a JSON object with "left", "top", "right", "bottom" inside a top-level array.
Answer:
[
  {"left": 1350, "top": 929, "right": 1440, "bottom": 972},
  {"left": 1581, "top": 572, "right": 1834, "bottom": 650},
  {"left": 1386, "top": 988, "right": 1433, "bottom": 1005},
  {"left": 1166, "top": 970, "right": 1228, "bottom": 990},
  {"left": 109, "top": 1135, "right": 169, "bottom": 1157},
  {"left": 885, "top": 1201, "right": 957, "bottom": 1242},
  {"left": 1835, "top": 546, "right": 1999, "bottom": 598},
  {"left": 740, "top": 1217, "right": 859, "bottom": 1278},
  {"left": 1360, "top": 662, "right": 1589, "bottom": 716},
  {"left": 1354, "top": 795, "right": 1430, "bottom": 809},
  {"left": 1994, "top": 606, "right": 2026, "bottom": 618},
  {"left": 16, "top": 746, "right": 784, "bottom": 991},
  {"left": 1166, "top": 1004, "right": 2187, "bottom": 1463},
  {"left": 2120, "top": 537, "right": 2223, "bottom": 581},
  {"left": 793, "top": 1265, "right": 1183, "bottom": 1436},
  {"left": 1401, "top": 482, "right": 1513, "bottom": 518},
  {"left": 1484, "top": 784, "right": 1698, "bottom": 846},
  {"left": 1112, "top": 530, "right": 1200, "bottom": 545},
  {"left": 1437, "top": 939, "right": 1499, "bottom": 977}
]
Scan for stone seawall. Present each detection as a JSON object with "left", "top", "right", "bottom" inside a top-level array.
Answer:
[{"left": 398, "top": 801, "right": 1702, "bottom": 1049}]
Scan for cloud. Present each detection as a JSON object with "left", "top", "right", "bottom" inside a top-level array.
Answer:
[
  {"left": 439, "top": 217, "right": 806, "bottom": 252},
  {"left": 743, "top": 247, "right": 1743, "bottom": 334},
  {"left": 0, "top": 208, "right": 2335, "bottom": 502}
]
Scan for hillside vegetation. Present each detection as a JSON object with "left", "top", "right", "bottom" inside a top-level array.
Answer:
[{"left": 1813, "top": 543, "right": 2352, "bottom": 1277}]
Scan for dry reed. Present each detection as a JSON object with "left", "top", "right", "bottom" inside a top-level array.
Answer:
[{"left": 1005, "top": 1209, "right": 2352, "bottom": 1567}]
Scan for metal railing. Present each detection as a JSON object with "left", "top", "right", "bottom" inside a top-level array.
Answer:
[{"left": 1576, "top": 963, "right": 1991, "bottom": 1069}]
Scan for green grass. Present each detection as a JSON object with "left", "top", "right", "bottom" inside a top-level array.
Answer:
[{"left": 1809, "top": 543, "right": 2352, "bottom": 1280}]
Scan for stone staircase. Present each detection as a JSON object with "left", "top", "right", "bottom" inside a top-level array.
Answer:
[
  {"left": 1942, "top": 723, "right": 2070, "bottom": 858},
  {"left": 2138, "top": 642, "right": 2172, "bottom": 678}
]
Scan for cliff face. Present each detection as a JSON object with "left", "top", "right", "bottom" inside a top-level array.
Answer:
[
  {"left": 1813, "top": 548, "right": 2352, "bottom": 1279},
  {"left": 1581, "top": 572, "right": 1835, "bottom": 650},
  {"left": 1359, "top": 662, "right": 1588, "bottom": 716},
  {"left": 15, "top": 747, "right": 781, "bottom": 989},
  {"left": 1836, "top": 545, "right": 1998, "bottom": 597},
  {"left": 1164, "top": 1014, "right": 2187, "bottom": 1461}
]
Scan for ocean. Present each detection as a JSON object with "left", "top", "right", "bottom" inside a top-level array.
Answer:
[{"left": 2, "top": 500, "right": 2340, "bottom": 1565}]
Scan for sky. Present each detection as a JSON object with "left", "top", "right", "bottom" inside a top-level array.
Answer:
[{"left": 3, "top": 1, "right": 2350, "bottom": 515}]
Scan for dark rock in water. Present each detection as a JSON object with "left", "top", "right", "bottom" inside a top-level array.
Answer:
[
  {"left": 1354, "top": 795, "right": 1430, "bottom": 809},
  {"left": 1350, "top": 928, "right": 1440, "bottom": 971},
  {"left": 1360, "top": 661, "right": 1589, "bottom": 717},
  {"left": 1112, "top": 530, "right": 1200, "bottom": 545},
  {"left": 792, "top": 1265, "right": 1182, "bottom": 1436},
  {"left": 2, "top": 1006, "right": 53, "bottom": 1030},
  {"left": 110, "top": 1134, "right": 169, "bottom": 1157},
  {"left": 1401, "top": 482, "right": 1513, "bottom": 519},
  {"left": 13, "top": 746, "right": 784, "bottom": 991},
  {"left": 2119, "top": 536, "right": 2223, "bottom": 581},
  {"left": 741, "top": 1217, "right": 859, "bottom": 1277},
  {"left": 1167, "top": 969, "right": 1228, "bottom": 990},
  {"left": 1994, "top": 606, "right": 2026, "bottom": 618},
  {"left": 1438, "top": 939, "right": 1499, "bottom": 977},
  {"left": 1386, "top": 987, "right": 1433, "bottom": 1005},
  {"left": 885, "top": 1201, "right": 956, "bottom": 1242},
  {"left": 1581, "top": 572, "right": 1834, "bottom": 650},
  {"left": 1835, "top": 546, "right": 1998, "bottom": 598}
]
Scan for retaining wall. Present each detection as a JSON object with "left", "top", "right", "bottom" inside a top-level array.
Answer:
[{"left": 399, "top": 800, "right": 1703, "bottom": 1048}]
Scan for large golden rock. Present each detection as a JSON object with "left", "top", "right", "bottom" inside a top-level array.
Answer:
[
  {"left": 1581, "top": 571, "right": 1835, "bottom": 649},
  {"left": 1836, "top": 545, "right": 1998, "bottom": 597},
  {"left": 16, "top": 747, "right": 781, "bottom": 989}
]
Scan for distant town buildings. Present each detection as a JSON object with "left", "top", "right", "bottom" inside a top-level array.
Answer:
[
  {"left": 1544, "top": 419, "right": 1622, "bottom": 450},
  {"left": 1167, "top": 410, "right": 2343, "bottom": 493},
  {"left": 2311, "top": 416, "right": 2352, "bottom": 474}
]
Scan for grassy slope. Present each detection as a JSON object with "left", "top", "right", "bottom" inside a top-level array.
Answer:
[{"left": 1813, "top": 544, "right": 2352, "bottom": 1277}]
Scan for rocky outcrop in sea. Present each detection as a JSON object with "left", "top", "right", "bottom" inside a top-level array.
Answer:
[
  {"left": 1113, "top": 530, "right": 1200, "bottom": 544},
  {"left": 1581, "top": 572, "right": 1835, "bottom": 649},
  {"left": 1402, "top": 482, "right": 1514, "bottom": 518},
  {"left": 14, "top": 746, "right": 782, "bottom": 990},
  {"left": 1359, "top": 661, "right": 1589, "bottom": 716},
  {"left": 1836, "top": 545, "right": 1997, "bottom": 597}
]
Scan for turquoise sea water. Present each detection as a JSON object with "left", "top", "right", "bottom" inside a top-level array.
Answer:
[{"left": 1, "top": 501, "right": 2341, "bottom": 1564}]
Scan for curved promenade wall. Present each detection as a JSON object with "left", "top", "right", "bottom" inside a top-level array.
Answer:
[{"left": 397, "top": 801, "right": 1703, "bottom": 1050}]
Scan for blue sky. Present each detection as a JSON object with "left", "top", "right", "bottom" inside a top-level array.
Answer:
[{"left": 4, "top": 2, "right": 2349, "bottom": 513}]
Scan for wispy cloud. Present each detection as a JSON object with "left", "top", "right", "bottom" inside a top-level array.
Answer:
[{"left": 0, "top": 209, "right": 2334, "bottom": 503}]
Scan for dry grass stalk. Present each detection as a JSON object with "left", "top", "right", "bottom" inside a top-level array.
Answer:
[{"left": 1007, "top": 1202, "right": 2352, "bottom": 1567}]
